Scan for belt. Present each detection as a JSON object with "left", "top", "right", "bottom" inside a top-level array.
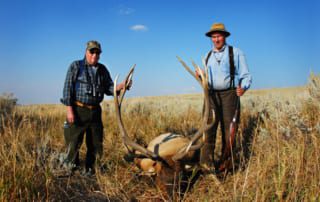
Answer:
[
  {"left": 74, "top": 101, "right": 98, "bottom": 110},
  {"left": 210, "top": 88, "right": 235, "bottom": 93}
]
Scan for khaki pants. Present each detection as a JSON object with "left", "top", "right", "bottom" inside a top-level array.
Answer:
[
  {"left": 200, "top": 89, "right": 240, "bottom": 167},
  {"left": 64, "top": 105, "right": 103, "bottom": 171}
]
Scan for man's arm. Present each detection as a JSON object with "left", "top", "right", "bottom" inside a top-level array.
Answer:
[
  {"left": 66, "top": 106, "right": 75, "bottom": 123},
  {"left": 62, "top": 62, "right": 76, "bottom": 123},
  {"left": 103, "top": 67, "right": 132, "bottom": 96},
  {"left": 237, "top": 49, "right": 252, "bottom": 96}
]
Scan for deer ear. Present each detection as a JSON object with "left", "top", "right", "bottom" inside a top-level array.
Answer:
[{"left": 134, "top": 158, "right": 142, "bottom": 168}]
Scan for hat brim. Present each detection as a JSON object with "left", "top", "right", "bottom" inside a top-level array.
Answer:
[
  {"left": 87, "top": 47, "right": 102, "bottom": 53},
  {"left": 205, "top": 30, "right": 230, "bottom": 37}
]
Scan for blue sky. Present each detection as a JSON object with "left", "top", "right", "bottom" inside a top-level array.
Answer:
[{"left": 0, "top": 0, "right": 319, "bottom": 104}]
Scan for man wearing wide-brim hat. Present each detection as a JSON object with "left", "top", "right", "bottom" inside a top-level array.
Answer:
[{"left": 198, "top": 22, "right": 252, "bottom": 175}]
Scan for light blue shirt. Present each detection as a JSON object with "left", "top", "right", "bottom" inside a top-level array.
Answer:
[{"left": 206, "top": 44, "right": 252, "bottom": 90}]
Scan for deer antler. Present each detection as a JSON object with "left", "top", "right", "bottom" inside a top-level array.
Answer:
[
  {"left": 172, "top": 57, "right": 214, "bottom": 161},
  {"left": 114, "top": 65, "right": 158, "bottom": 159}
]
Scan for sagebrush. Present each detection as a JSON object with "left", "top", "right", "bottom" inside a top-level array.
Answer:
[{"left": 0, "top": 73, "right": 319, "bottom": 201}]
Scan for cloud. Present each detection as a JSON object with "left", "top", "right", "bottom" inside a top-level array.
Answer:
[
  {"left": 130, "top": 24, "right": 148, "bottom": 32},
  {"left": 119, "top": 7, "right": 135, "bottom": 15}
]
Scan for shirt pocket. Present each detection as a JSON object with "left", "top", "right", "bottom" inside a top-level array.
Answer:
[{"left": 221, "top": 65, "right": 230, "bottom": 74}]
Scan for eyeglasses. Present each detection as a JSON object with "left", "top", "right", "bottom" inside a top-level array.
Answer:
[{"left": 89, "top": 49, "right": 101, "bottom": 55}]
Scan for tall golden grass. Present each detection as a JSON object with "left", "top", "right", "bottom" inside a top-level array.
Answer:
[{"left": 0, "top": 73, "right": 319, "bottom": 201}]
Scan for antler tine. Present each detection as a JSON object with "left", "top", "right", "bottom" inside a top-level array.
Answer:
[
  {"left": 191, "top": 60, "right": 201, "bottom": 73},
  {"left": 114, "top": 69, "right": 158, "bottom": 159},
  {"left": 201, "top": 57, "right": 209, "bottom": 83},
  {"left": 192, "top": 59, "right": 210, "bottom": 89},
  {"left": 201, "top": 57, "right": 208, "bottom": 71},
  {"left": 172, "top": 119, "right": 214, "bottom": 161},
  {"left": 176, "top": 56, "right": 202, "bottom": 86},
  {"left": 114, "top": 75, "right": 129, "bottom": 150},
  {"left": 114, "top": 74, "right": 119, "bottom": 102},
  {"left": 119, "top": 64, "right": 136, "bottom": 104},
  {"left": 191, "top": 60, "right": 206, "bottom": 84},
  {"left": 172, "top": 57, "right": 214, "bottom": 161}
]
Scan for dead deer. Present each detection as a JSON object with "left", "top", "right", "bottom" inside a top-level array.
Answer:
[{"left": 113, "top": 57, "right": 213, "bottom": 199}]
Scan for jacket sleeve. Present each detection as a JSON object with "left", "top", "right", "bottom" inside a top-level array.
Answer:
[
  {"left": 61, "top": 62, "right": 77, "bottom": 106},
  {"left": 103, "top": 67, "right": 114, "bottom": 96}
]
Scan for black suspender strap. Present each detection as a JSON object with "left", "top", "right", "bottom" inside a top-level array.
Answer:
[
  {"left": 228, "top": 46, "right": 235, "bottom": 88},
  {"left": 205, "top": 50, "right": 212, "bottom": 66},
  {"left": 72, "top": 60, "right": 85, "bottom": 97}
]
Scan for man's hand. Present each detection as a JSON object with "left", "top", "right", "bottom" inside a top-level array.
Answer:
[
  {"left": 116, "top": 79, "right": 133, "bottom": 92},
  {"left": 236, "top": 86, "right": 245, "bottom": 96},
  {"left": 116, "top": 82, "right": 125, "bottom": 92},
  {"left": 195, "top": 68, "right": 204, "bottom": 78},
  {"left": 67, "top": 106, "right": 75, "bottom": 123}
]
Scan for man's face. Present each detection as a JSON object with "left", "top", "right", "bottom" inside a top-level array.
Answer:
[
  {"left": 86, "top": 48, "right": 101, "bottom": 65},
  {"left": 211, "top": 32, "right": 226, "bottom": 50}
]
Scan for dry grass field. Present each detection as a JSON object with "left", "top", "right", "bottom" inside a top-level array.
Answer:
[{"left": 0, "top": 73, "right": 319, "bottom": 201}]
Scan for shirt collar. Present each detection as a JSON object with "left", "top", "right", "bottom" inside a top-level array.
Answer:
[
  {"left": 213, "top": 44, "right": 227, "bottom": 53},
  {"left": 84, "top": 58, "right": 99, "bottom": 68}
]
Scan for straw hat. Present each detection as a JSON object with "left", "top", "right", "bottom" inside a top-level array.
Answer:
[{"left": 205, "top": 23, "right": 230, "bottom": 37}]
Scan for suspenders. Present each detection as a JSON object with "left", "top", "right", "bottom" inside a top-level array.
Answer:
[
  {"left": 228, "top": 46, "right": 235, "bottom": 88},
  {"left": 205, "top": 46, "right": 235, "bottom": 89}
]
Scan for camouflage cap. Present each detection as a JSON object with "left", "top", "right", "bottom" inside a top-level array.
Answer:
[{"left": 86, "top": 40, "right": 102, "bottom": 52}]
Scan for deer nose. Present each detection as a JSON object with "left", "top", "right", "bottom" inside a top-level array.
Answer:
[{"left": 148, "top": 167, "right": 155, "bottom": 173}]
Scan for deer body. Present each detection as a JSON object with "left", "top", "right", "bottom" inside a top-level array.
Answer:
[
  {"left": 114, "top": 58, "right": 213, "bottom": 199},
  {"left": 135, "top": 133, "right": 197, "bottom": 174}
]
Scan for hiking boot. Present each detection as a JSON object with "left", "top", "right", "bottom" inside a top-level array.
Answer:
[
  {"left": 215, "top": 169, "right": 228, "bottom": 181},
  {"left": 199, "top": 163, "right": 215, "bottom": 174},
  {"left": 54, "top": 162, "right": 76, "bottom": 177},
  {"left": 218, "top": 159, "right": 233, "bottom": 173},
  {"left": 82, "top": 168, "right": 95, "bottom": 177}
]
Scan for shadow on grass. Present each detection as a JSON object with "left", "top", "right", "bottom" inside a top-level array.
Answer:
[{"left": 236, "top": 110, "right": 268, "bottom": 171}]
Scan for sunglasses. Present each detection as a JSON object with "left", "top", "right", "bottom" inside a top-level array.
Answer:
[{"left": 89, "top": 49, "right": 101, "bottom": 55}]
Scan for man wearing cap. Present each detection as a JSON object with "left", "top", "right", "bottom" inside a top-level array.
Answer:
[
  {"left": 198, "top": 23, "right": 252, "bottom": 174},
  {"left": 61, "top": 40, "right": 129, "bottom": 175}
]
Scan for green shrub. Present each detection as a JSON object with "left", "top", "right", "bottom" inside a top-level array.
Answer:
[{"left": 0, "top": 93, "right": 18, "bottom": 130}]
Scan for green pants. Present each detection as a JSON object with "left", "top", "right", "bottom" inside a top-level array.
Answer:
[
  {"left": 200, "top": 89, "right": 240, "bottom": 166},
  {"left": 64, "top": 105, "right": 103, "bottom": 170}
]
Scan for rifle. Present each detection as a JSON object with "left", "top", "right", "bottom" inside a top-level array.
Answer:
[{"left": 219, "top": 79, "right": 242, "bottom": 172}]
